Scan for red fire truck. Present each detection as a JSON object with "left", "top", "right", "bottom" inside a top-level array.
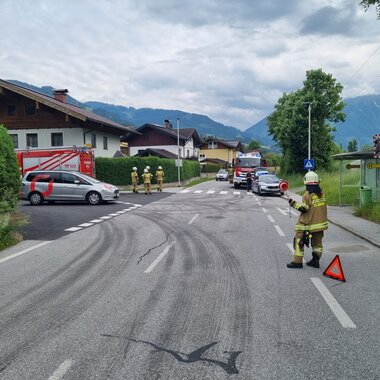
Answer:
[
  {"left": 16, "top": 145, "right": 96, "bottom": 177},
  {"left": 232, "top": 151, "right": 266, "bottom": 189}
]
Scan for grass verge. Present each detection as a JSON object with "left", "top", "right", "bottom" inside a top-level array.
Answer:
[
  {"left": 184, "top": 177, "right": 215, "bottom": 188},
  {"left": 0, "top": 212, "right": 29, "bottom": 251}
]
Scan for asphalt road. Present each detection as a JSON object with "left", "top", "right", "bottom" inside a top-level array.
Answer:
[
  {"left": 0, "top": 181, "right": 379, "bottom": 379},
  {"left": 18, "top": 192, "right": 172, "bottom": 241}
]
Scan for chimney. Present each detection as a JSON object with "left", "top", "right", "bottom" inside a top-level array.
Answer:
[
  {"left": 164, "top": 119, "right": 172, "bottom": 129},
  {"left": 53, "top": 89, "right": 68, "bottom": 103}
]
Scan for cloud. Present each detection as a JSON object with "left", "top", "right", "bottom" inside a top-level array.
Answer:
[{"left": 0, "top": 0, "right": 379, "bottom": 130}]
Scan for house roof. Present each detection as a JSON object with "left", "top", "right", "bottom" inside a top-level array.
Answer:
[
  {"left": 0, "top": 79, "right": 139, "bottom": 136},
  {"left": 133, "top": 123, "right": 191, "bottom": 143},
  {"left": 135, "top": 148, "right": 178, "bottom": 159},
  {"left": 332, "top": 151, "right": 376, "bottom": 160},
  {"left": 202, "top": 137, "right": 242, "bottom": 149}
]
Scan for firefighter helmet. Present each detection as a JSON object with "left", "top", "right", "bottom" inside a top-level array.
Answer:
[
  {"left": 133, "top": 167, "right": 137, "bottom": 171},
  {"left": 144, "top": 168, "right": 148, "bottom": 173},
  {"left": 304, "top": 171, "right": 319, "bottom": 184},
  {"left": 146, "top": 166, "right": 150, "bottom": 170},
  {"left": 158, "top": 166, "right": 162, "bottom": 170}
]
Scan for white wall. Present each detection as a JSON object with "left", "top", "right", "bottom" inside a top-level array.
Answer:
[
  {"left": 130, "top": 141, "right": 199, "bottom": 158},
  {"left": 8, "top": 128, "right": 121, "bottom": 158}
]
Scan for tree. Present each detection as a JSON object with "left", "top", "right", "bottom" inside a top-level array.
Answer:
[
  {"left": 347, "top": 139, "right": 358, "bottom": 152},
  {"left": 246, "top": 139, "right": 261, "bottom": 151},
  {"left": 267, "top": 69, "right": 346, "bottom": 173},
  {"left": 0, "top": 125, "right": 20, "bottom": 215},
  {"left": 360, "top": 0, "right": 380, "bottom": 18}
]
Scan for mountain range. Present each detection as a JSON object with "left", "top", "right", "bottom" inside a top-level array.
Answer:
[{"left": 8, "top": 80, "right": 380, "bottom": 149}]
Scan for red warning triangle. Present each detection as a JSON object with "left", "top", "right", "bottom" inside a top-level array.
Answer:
[{"left": 323, "top": 255, "right": 346, "bottom": 282}]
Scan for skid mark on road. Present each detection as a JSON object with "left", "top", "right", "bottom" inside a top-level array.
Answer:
[{"left": 101, "top": 335, "right": 242, "bottom": 375}]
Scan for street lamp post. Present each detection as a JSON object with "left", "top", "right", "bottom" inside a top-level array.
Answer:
[
  {"left": 307, "top": 102, "right": 311, "bottom": 161},
  {"left": 176, "top": 118, "right": 181, "bottom": 186},
  {"left": 302, "top": 102, "right": 312, "bottom": 167}
]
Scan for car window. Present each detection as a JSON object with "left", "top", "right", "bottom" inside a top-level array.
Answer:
[
  {"left": 260, "top": 175, "right": 280, "bottom": 183},
  {"left": 61, "top": 173, "right": 78, "bottom": 184},
  {"left": 26, "top": 172, "right": 56, "bottom": 183}
]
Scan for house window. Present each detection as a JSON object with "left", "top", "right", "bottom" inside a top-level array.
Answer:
[
  {"left": 25, "top": 103, "right": 36, "bottom": 115},
  {"left": 103, "top": 136, "right": 108, "bottom": 150},
  {"left": 91, "top": 133, "right": 97, "bottom": 148},
  {"left": 51, "top": 132, "right": 63, "bottom": 146},
  {"left": 208, "top": 141, "right": 218, "bottom": 149},
  {"left": 9, "top": 134, "right": 19, "bottom": 148},
  {"left": 26, "top": 133, "right": 38, "bottom": 147},
  {"left": 7, "top": 105, "right": 16, "bottom": 116}
]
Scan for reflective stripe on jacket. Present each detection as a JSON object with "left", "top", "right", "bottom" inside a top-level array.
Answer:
[{"left": 292, "top": 191, "right": 328, "bottom": 232}]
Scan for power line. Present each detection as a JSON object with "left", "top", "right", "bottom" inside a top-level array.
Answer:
[{"left": 343, "top": 44, "right": 380, "bottom": 88}]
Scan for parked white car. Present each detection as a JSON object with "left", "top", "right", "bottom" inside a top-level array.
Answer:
[
  {"left": 252, "top": 174, "right": 282, "bottom": 196},
  {"left": 20, "top": 170, "right": 119, "bottom": 205}
]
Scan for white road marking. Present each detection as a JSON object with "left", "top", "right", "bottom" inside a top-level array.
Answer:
[
  {"left": 233, "top": 191, "right": 240, "bottom": 195},
  {"left": 116, "top": 210, "right": 126, "bottom": 214},
  {"left": 277, "top": 207, "right": 287, "bottom": 215},
  {"left": 78, "top": 223, "right": 93, "bottom": 227},
  {"left": 100, "top": 216, "right": 112, "bottom": 219},
  {"left": 145, "top": 242, "right": 176, "bottom": 273},
  {"left": 48, "top": 359, "right": 74, "bottom": 380},
  {"left": 134, "top": 204, "right": 142, "bottom": 207},
  {"left": 188, "top": 214, "right": 199, "bottom": 225},
  {"left": 194, "top": 190, "right": 203, "bottom": 194},
  {"left": 247, "top": 192, "right": 253, "bottom": 196},
  {"left": 109, "top": 213, "right": 120, "bottom": 216},
  {"left": 311, "top": 278, "right": 356, "bottom": 329},
  {"left": 89, "top": 219, "right": 104, "bottom": 223},
  {"left": 181, "top": 189, "right": 191, "bottom": 193},
  {"left": 262, "top": 207, "right": 267, "bottom": 213},
  {"left": 220, "top": 191, "right": 228, "bottom": 195},
  {"left": 64, "top": 227, "right": 82, "bottom": 232},
  {"left": 128, "top": 206, "right": 138, "bottom": 210},
  {"left": 0, "top": 241, "right": 52, "bottom": 264},
  {"left": 207, "top": 190, "right": 215, "bottom": 194},
  {"left": 274, "top": 225, "right": 285, "bottom": 236},
  {"left": 267, "top": 215, "right": 275, "bottom": 223},
  {"left": 257, "top": 202, "right": 262, "bottom": 206},
  {"left": 291, "top": 210, "right": 298, "bottom": 216}
]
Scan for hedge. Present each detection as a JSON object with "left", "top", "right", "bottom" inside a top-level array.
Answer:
[
  {"left": 0, "top": 125, "right": 20, "bottom": 214},
  {"left": 95, "top": 157, "right": 200, "bottom": 186}
]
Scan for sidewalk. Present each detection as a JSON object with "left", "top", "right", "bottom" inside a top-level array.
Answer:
[{"left": 288, "top": 190, "right": 380, "bottom": 249}]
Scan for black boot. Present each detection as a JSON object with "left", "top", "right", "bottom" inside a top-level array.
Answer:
[
  {"left": 286, "top": 262, "right": 303, "bottom": 269},
  {"left": 306, "top": 252, "right": 320, "bottom": 268}
]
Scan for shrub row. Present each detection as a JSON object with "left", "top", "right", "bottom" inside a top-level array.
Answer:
[{"left": 95, "top": 157, "right": 201, "bottom": 185}]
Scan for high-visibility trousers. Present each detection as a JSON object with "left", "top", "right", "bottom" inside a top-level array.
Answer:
[{"left": 293, "top": 230, "right": 324, "bottom": 262}]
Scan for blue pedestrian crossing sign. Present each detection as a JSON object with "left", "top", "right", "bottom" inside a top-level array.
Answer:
[{"left": 304, "top": 159, "right": 315, "bottom": 170}]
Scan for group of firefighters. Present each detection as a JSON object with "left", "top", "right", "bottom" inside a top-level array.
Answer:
[{"left": 130, "top": 166, "right": 165, "bottom": 194}]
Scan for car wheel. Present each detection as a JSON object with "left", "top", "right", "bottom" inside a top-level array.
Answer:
[
  {"left": 234, "top": 183, "right": 239, "bottom": 189},
  {"left": 258, "top": 187, "right": 262, "bottom": 195},
  {"left": 87, "top": 191, "right": 102, "bottom": 205},
  {"left": 29, "top": 192, "right": 44, "bottom": 205}
]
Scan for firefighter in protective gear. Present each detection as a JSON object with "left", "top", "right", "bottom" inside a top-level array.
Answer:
[
  {"left": 287, "top": 171, "right": 328, "bottom": 269},
  {"left": 155, "top": 166, "right": 165, "bottom": 191},
  {"left": 131, "top": 167, "right": 139, "bottom": 193},
  {"left": 228, "top": 165, "right": 234, "bottom": 184},
  {"left": 142, "top": 168, "right": 153, "bottom": 194}
]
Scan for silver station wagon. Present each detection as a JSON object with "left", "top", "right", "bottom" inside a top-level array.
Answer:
[{"left": 20, "top": 170, "right": 120, "bottom": 205}]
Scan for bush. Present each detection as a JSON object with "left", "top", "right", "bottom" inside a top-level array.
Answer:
[
  {"left": 201, "top": 163, "right": 222, "bottom": 174},
  {"left": 0, "top": 125, "right": 20, "bottom": 213},
  {"left": 95, "top": 156, "right": 200, "bottom": 185}
]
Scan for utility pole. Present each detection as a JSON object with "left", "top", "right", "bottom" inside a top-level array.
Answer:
[{"left": 308, "top": 102, "right": 311, "bottom": 161}]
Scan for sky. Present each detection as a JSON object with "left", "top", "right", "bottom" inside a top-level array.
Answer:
[{"left": 1, "top": 0, "right": 379, "bottom": 130}]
